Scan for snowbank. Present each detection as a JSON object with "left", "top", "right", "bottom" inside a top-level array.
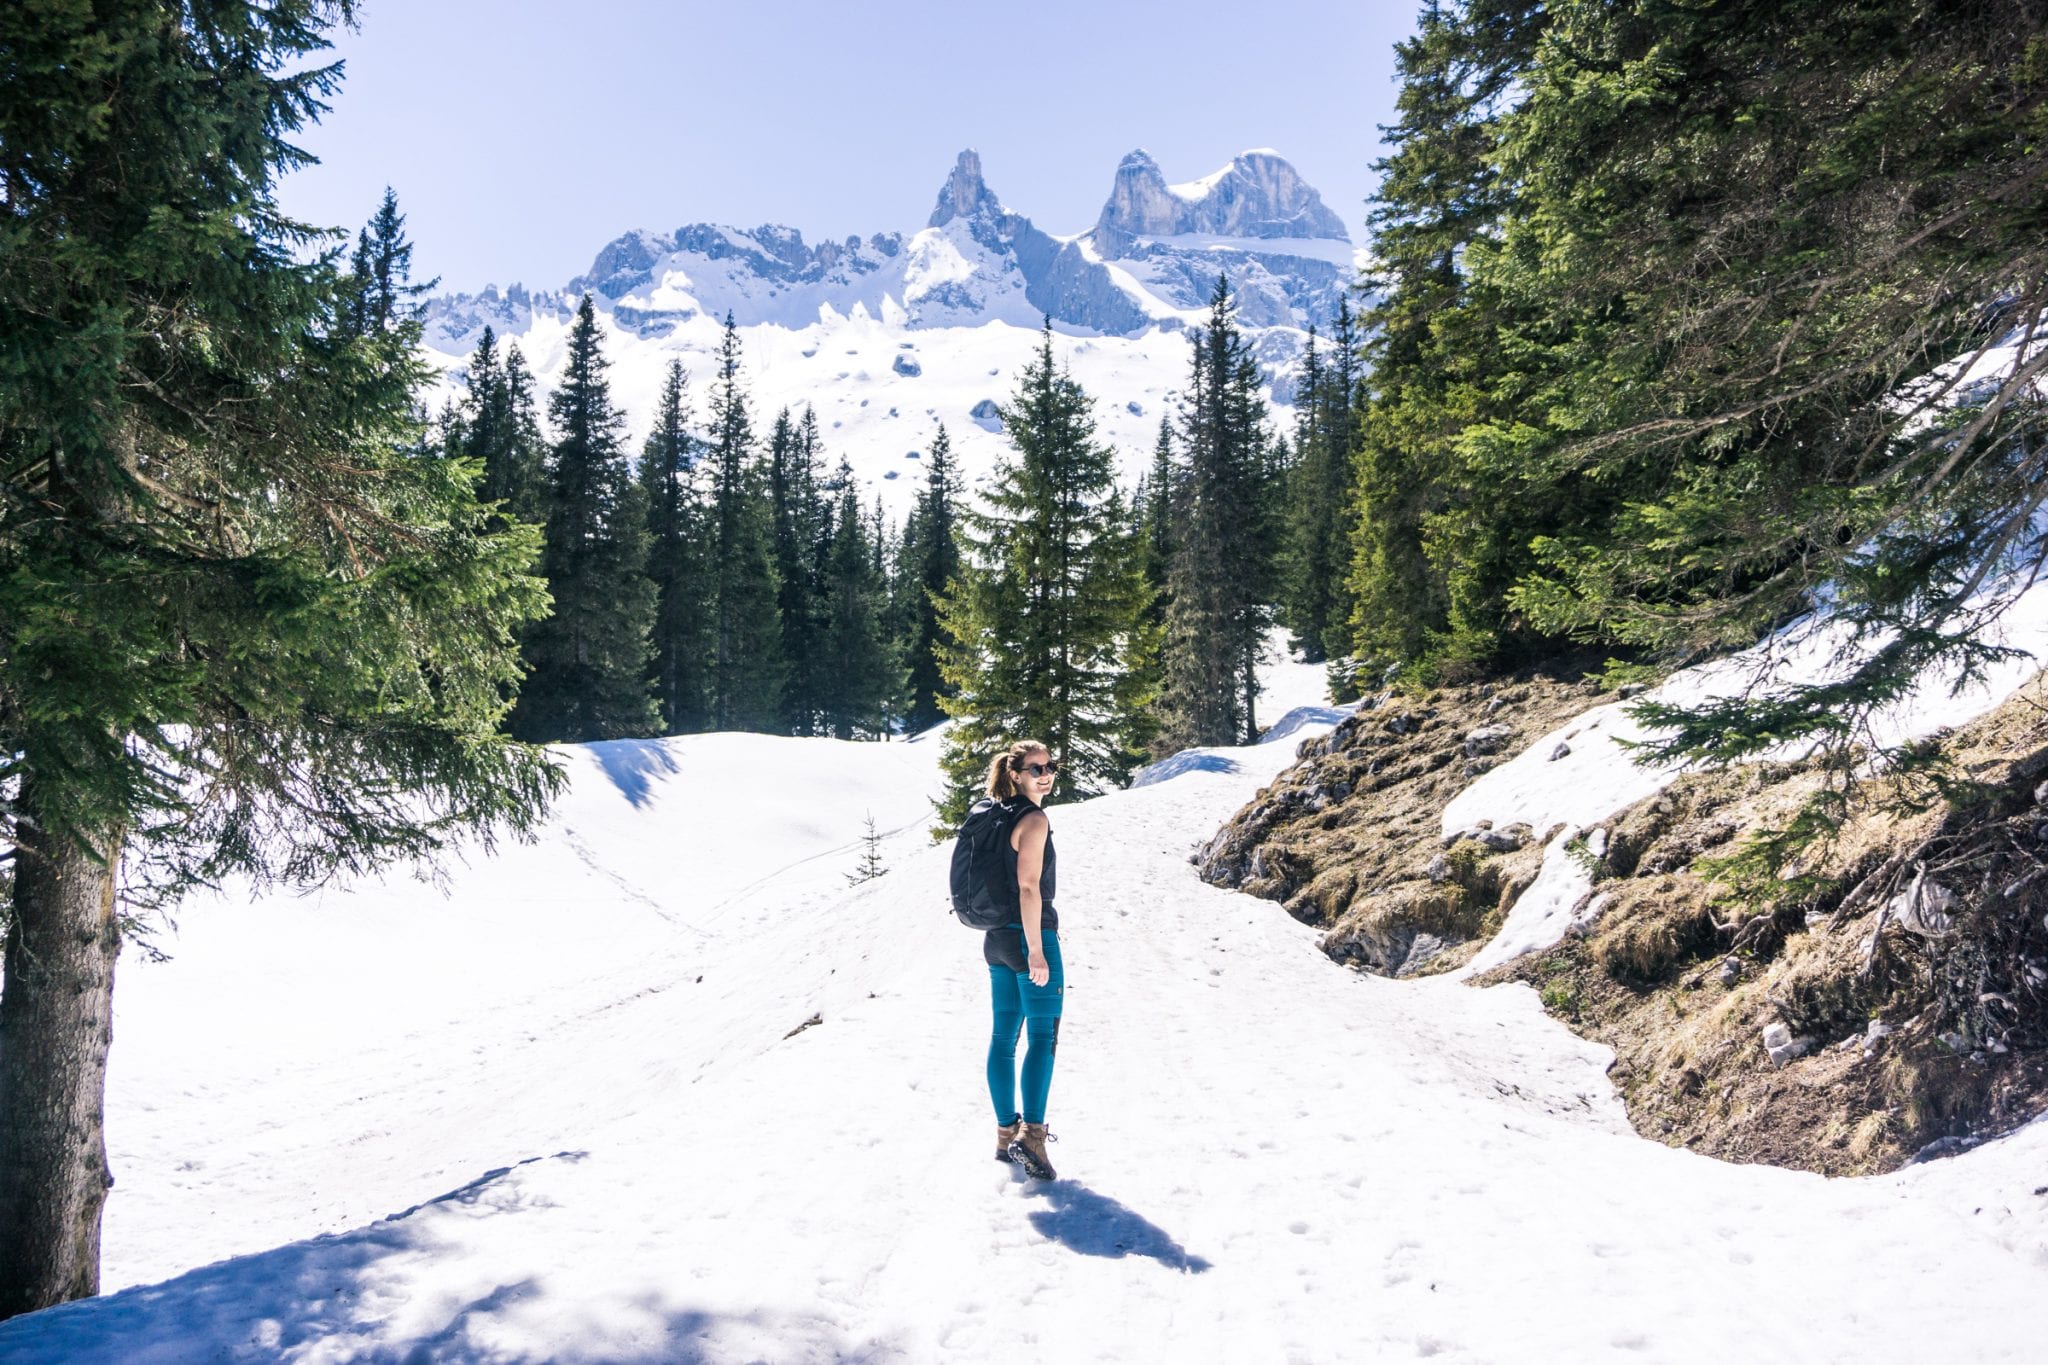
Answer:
[{"left": 1449, "top": 575, "right": 2048, "bottom": 975}]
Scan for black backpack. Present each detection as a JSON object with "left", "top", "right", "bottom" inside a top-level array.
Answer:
[{"left": 949, "top": 797, "right": 1027, "bottom": 929}]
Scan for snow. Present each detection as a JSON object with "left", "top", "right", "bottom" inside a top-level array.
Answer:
[
  {"left": 3, "top": 651, "right": 2047, "bottom": 1361},
  {"left": 425, "top": 311, "right": 1210, "bottom": 526},
  {"left": 1167, "top": 165, "right": 1233, "bottom": 202},
  {"left": 1125, "top": 232, "right": 1360, "bottom": 268},
  {"left": 1448, "top": 573, "right": 2048, "bottom": 975}
]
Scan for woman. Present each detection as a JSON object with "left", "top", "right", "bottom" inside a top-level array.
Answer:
[{"left": 982, "top": 739, "right": 1062, "bottom": 1180}]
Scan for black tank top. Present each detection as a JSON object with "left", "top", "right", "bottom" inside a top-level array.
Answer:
[{"left": 983, "top": 807, "right": 1056, "bottom": 969}]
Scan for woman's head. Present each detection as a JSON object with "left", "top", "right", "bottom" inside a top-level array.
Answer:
[{"left": 985, "top": 739, "right": 1058, "bottom": 805}]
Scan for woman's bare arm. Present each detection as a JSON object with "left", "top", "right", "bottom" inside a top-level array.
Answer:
[{"left": 1013, "top": 810, "right": 1051, "bottom": 986}]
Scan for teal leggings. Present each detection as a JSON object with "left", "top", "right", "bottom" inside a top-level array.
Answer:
[{"left": 987, "top": 929, "right": 1063, "bottom": 1125}]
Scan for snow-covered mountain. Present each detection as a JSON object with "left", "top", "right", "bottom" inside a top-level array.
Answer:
[{"left": 418, "top": 149, "right": 1363, "bottom": 516}]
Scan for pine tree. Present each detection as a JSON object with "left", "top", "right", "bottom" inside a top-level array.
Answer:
[
  {"left": 640, "top": 360, "right": 709, "bottom": 733},
  {"left": 498, "top": 343, "right": 548, "bottom": 525},
  {"left": 1340, "top": 0, "right": 2048, "bottom": 851},
  {"left": 818, "top": 461, "right": 903, "bottom": 739},
  {"left": 1139, "top": 417, "right": 1178, "bottom": 631},
  {"left": 847, "top": 812, "right": 888, "bottom": 885},
  {"left": 898, "top": 424, "right": 963, "bottom": 731},
  {"left": 1343, "top": 1, "right": 1542, "bottom": 675},
  {"left": 768, "top": 406, "right": 827, "bottom": 733},
  {"left": 1158, "top": 276, "right": 1280, "bottom": 750},
  {"left": 1480, "top": 0, "right": 2048, "bottom": 791},
  {"left": 935, "top": 324, "right": 1157, "bottom": 824},
  {"left": 1281, "top": 303, "right": 1365, "bottom": 663},
  {"left": 460, "top": 327, "right": 546, "bottom": 528},
  {"left": 704, "top": 313, "right": 787, "bottom": 731},
  {"left": 343, "top": 186, "right": 435, "bottom": 336},
  {"left": 0, "top": 4, "right": 555, "bottom": 1315},
  {"left": 510, "top": 295, "right": 659, "bottom": 742}
]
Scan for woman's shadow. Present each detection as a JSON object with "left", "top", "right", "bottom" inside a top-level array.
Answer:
[{"left": 1017, "top": 1176, "right": 1213, "bottom": 1273}]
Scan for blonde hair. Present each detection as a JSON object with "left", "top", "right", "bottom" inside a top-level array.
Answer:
[{"left": 984, "top": 739, "right": 1051, "bottom": 800}]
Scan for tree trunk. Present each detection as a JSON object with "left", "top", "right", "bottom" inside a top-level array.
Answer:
[
  {"left": 1242, "top": 643, "right": 1259, "bottom": 746},
  {"left": 0, "top": 789, "right": 122, "bottom": 1321}
]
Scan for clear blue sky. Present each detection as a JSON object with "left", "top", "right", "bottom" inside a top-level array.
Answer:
[{"left": 280, "top": 1, "right": 1419, "bottom": 296}]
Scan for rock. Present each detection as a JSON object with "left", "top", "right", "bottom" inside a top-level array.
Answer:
[
  {"left": 970, "top": 398, "right": 1001, "bottom": 425},
  {"left": 1549, "top": 741, "right": 1571, "bottom": 762},
  {"left": 1938, "top": 1031, "right": 1969, "bottom": 1053},
  {"left": 1761, "top": 1022, "right": 1793, "bottom": 1051},
  {"left": 1717, "top": 957, "right": 1742, "bottom": 988},
  {"left": 1386, "top": 714, "right": 1418, "bottom": 736},
  {"left": 1092, "top": 147, "right": 1349, "bottom": 248},
  {"left": 1767, "top": 1036, "right": 1814, "bottom": 1067},
  {"left": 1126, "top": 400, "right": 1144, "bottom": 416},
  {"left": 1475, "top": 825, "right": 1529, "bottom": 853},
  {"left": 1616, "top": 683, "right": 1648, "bottom": 699},
  {"left": 1463, "top": 724, "right": 1513, "bottom": 757},
  {"left": 1910, "top": 1135, "right": 1980, "bottom": 1163},
  {"left": 1425, "top": 853, "right": 1451, "bottom": 884},
  {"left": 1888, "top": 877, "right": 1956, "bottom": 937},
  {"left": 2034, "top": 778, "right": 2048, "bottom": 805},
  {"left": 1866, "top": 1019, "right": 1893, "bottom": 1041}
]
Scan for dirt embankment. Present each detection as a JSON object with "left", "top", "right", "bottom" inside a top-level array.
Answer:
[
  {"left": 1198, "top": 658, "right": 1610, "bottom": 977},
  {"left": 1205, "top": 662, "right": 2048, "bottom": 1175}
]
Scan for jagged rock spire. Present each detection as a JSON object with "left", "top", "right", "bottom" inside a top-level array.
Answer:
[{"left": 929, "top": 149, "right": 1002, "bottom": 228}]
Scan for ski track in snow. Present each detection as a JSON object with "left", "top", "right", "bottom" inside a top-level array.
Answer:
[{"left": 3, "top": 656, "right": 2047, "bottom": 1362}]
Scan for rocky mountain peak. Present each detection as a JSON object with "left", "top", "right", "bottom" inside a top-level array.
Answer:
[
  {"left": 928, "top": 148, "right": 1002, "bottom": 228},
  {"left": 1093, "top": 148, "right": 1349, "bottom": 252}
]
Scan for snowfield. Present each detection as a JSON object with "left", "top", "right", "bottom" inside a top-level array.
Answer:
[
  {"left": 2, "top": 655, "right": 2046, "bottom": 1362},
  {"left": 424, "top": 309, "right": 1203, "bottom": 526}
]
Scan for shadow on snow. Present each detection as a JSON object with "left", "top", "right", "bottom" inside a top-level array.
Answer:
[
  {"left": 587, "top": 739, "right": 681, "bottom": 809},
  {"left": 0, "top": 1154, "right": 902, "bottom": 1364},
  {"left": 1020, "top": 1177, "right": 1214, "bottom": 1274}
]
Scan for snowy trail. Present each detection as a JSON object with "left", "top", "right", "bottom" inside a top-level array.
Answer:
[{"left": 4, "top": 676, "right": 2047, "bottom": 1359}]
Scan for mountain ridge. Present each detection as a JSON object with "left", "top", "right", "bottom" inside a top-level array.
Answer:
[{"left": 421, "top": 147, "right": 1358, "bottom": 354}]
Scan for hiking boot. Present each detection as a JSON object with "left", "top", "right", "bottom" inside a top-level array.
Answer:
[
  {"left": 1007, "top": 1122, "right": 1058, "bottom": 1180},
  {"left": 995, "top": 1119, "right": 1022, "bottom": 1163}
]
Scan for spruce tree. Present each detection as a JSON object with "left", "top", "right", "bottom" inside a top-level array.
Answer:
[
  {"left": 1482, "top": 0, "right": 2048, "bottom": 785},
  {"left": 899, "top": 424, "right": 963, "bottom": 731},
  {"left": 460, "top": 327, "right": 547, "bottom": 527},
  {"left": 768, "top": 406, "right": 827, "bottom": 734},
  {"left": 498, "top": 343, "right": 549, "bottom": 525},
  {"left": 1339, "top": 0, "right": 2048, "bottom": 849},
  {"left": 0, "top": 3, "right": 555, "bottom": 1315},
  {"left": 1158, "top": 276, "right": 1280, "bottom": 750},
  {"left": 640, "top": 360, "right": 710, "bottom": 733},
  {"left": 1282, "top": 304, "right": 1364, "bottom": 663},
  {"left": 510, "top": 295, "right": 659, "bottom": 742},
  {"left": 1138, "top": 418, "right": 1179, "bottom": 631},
  {"left": 704, "top": 313, "right": 787, "bottom": 731},
  {"left": 819, "top": 462, "right": 903, "bottom": 739},
  {"left": 1344, "top": 0, "right": 1544, "bottom": 674},
  {"left": 935, "top": 324, "right": 1157, "bottom": 824},
  {"left": 343, "top": 186, "right": 434, "bottom": 337}
]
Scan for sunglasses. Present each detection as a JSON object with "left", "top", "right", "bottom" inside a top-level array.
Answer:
[{"left": 1018, "top": 760, "right": 1060, "bottom": 778}]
